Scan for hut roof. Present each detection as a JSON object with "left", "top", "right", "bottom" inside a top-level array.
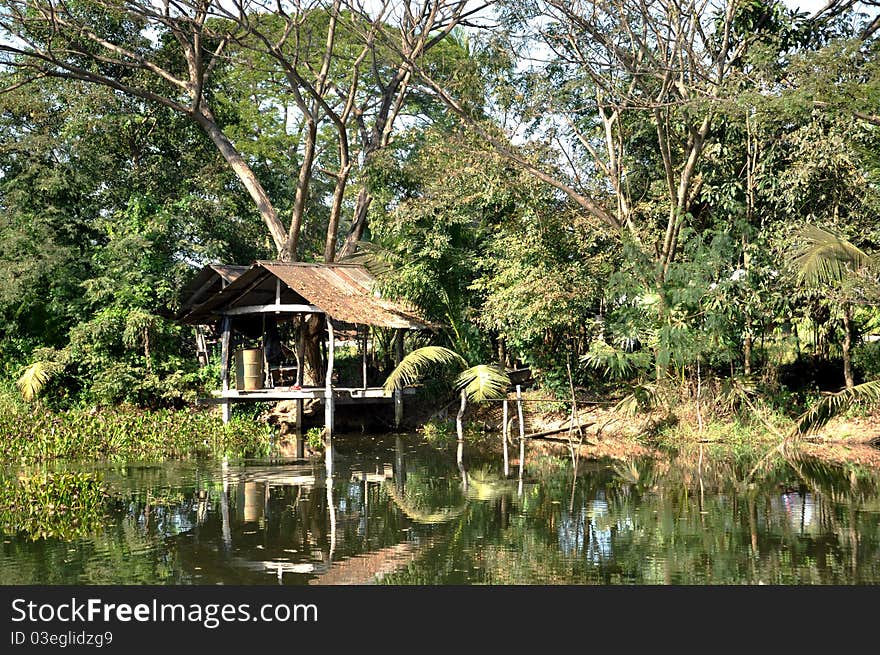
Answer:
[
  {"left": 178, "top": 264, "right": 249, "bottom": 315},
  {"left": 181, "top": 261, "right": 432, "bottom": 330}
]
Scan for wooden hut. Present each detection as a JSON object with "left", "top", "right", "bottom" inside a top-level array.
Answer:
[
  {"left": 179, "top": 261, "right": 432, "bottom": 448},
  {"left": 179, "top": 264, "right": 249, "bottom": 366}
]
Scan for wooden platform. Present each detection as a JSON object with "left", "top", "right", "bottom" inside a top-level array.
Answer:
[{"left": 201, "top": 386, "right": 415, "bottom": 405}]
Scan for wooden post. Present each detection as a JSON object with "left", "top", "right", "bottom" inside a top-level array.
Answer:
[
  {"left": 502, "top": 398, "right": 510, "bottom": 478},
  {"left": 220, "top": 457, "right": 232, "bottom": 551},
  {"left": 325, "top": 317, "right": 335, "bottom": 443},
  {"left": 361, "top": 325, "right": 368, "bottom": 390},
  {"left": 295, "top": 316, "right": 305, "bottom": 457},
  {"left": 220, "top": 316, "right": 232, "bottom": 424},
  {"left": 324, "top": 474, "right": 336, "bottom": 564},
  {"left": 393, "top": 329, "right": 404, "bottom": 428},
  {"left": 517, "top": 385, "right": 525, "bottom": 495},
  {"left": 456, "top": 388, "right": 468, "bottom": 490},
  {"left": 362, "top": 471, "right": 369, "bottom": 541},
  {"left": 195, "top": 325, "right": 209, "bottom": 367}
]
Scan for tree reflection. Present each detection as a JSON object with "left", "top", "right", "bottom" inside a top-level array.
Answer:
[{"left": 4, "top": 443, "right": 880, "bottom": 585}]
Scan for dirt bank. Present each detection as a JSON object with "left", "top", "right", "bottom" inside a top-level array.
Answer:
[{"left": 463, "top": 389, "right": 880, "bottom": 469}]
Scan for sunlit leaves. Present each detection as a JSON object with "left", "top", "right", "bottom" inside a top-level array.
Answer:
[
  {"left": 791, "top": 225, "right": 874, "bottom": 288},
  {"left": 383, "top": 346, "right": 468, "bottom": 395},
  {"left": 455, "top": 364, "right": 511, "bottom": 402}
]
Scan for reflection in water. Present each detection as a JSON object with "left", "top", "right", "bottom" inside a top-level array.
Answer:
[{"left": 3, "top": 437, "right": 880, "bottom": 584}]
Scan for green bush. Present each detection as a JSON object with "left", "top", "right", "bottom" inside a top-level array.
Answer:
[
  {"left": 853, "top": 340, "right": 880, "bottom": 381},
  {"left": 419, "top": 418, "right": 455, "bottom": 449}
]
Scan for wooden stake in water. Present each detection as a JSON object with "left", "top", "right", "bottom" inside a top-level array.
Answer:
[
  {"left": 502, "top": 398, "right": 510, "bottom": 478},
  {"left": 517, "top": 385, "right": 525, "bottom": 494},
  {"left": 325, "top": 318, "right": 335, "bottom": 478}
]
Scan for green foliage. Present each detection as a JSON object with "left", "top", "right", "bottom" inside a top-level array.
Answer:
[
  {"left": 305, "top": 427, "right": 325, "bottom": 452},
  {"left": 419, "top": 418, "right": 455, "bottom": 450},
  {"left": 0, "top": 400, "right": 272, "bottom": 463},
  {"left": 383, "top": 346, "right": 467, "bottom": 395},
  {"left": 0, "top": 472, "right": 107, "bottom": 540},
  {"left": 455, "top": 364, "right": 511, "bottom": 402},
  {"left": 581, "top": 339, "right": 651, "bottom": 380},
  {"left": 0, "top": 1, "right": 879, "bottom": 439},
  {"left": 791, "top": 225, "right": 874, "bottom": 288},
  {"left": 853, "top": 341, "right": 880, "bottom": 380},
  {"left": 792, "top": 380, "right": 880, "bottom": 437},
  {"left": 614, "top": 383, "right": 662, "bottom": 417}
]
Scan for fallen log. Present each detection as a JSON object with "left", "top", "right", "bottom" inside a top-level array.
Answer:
[{"left": 522, "top": 423, "right": 596, "bottom": 442}]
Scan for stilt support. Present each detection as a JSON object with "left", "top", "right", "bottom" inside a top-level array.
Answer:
[{"left": 394, "top": 329, "right": 404, "bottom": 428}]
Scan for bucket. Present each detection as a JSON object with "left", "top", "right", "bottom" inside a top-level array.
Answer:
[{"left": 235, "top": 347, "right": 264, "bottom": 390}]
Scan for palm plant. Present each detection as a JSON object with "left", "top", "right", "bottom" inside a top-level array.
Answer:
[
  {"left": 788, "top": 225, "right": 880, "bottom": 436},
  {"left": 790, "top": 225, "right": 878, "bottom": 389},
  {"left": 383, "top": 345, "right": 510, "bottom": 486},
  {"left": 792, "top": 379, "right": 880, "bottom": 437},
  {"left": 15, "top": 348, "right": 69, "bottom": 402}
]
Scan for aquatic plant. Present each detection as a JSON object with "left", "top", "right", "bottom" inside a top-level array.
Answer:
[
  {"left": 0, "top": 402, "right": 273, "bottom": 463},
  {"left": 0, "top": 472, "right": 107, "bottom": 540}
]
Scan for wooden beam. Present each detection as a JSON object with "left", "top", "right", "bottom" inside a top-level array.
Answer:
[
  {"left": 227, "top": 271, "right": 272, "bottom": 308},
  {"left": 195, "top": 325, "right": 209, "bottom": 368},
  {"left": 188, "top": 275, "right": 221, "bottom": 307},
  {"left": 223, "top": 304, "right": 322, "bottom": 316}
]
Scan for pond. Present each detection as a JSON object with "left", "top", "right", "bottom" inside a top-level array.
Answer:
[{"left": 2, "top": 435, "right": 880, "bottom": 585}]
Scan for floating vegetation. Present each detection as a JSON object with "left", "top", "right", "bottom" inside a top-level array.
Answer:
[
  {"left": 0, "top": 472, "right": 107, "bottom": 540},
  {"left": 0, "top": 404, "right": 273, "bottom": 463}
]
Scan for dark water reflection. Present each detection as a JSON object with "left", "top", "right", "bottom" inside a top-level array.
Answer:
[{"left": 3, "top": 435, "right": 880, "bottom": 585}]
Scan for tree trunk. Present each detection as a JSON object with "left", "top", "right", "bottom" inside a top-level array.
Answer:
[
  {"left": 338, "top": 186, "right": 372, "bottom": 259},
  {"left": 192, "top": 109, "right": 287, "bottom": 257},
  {"left": 842, "top": 304, "right": 854, "bottom": 390},
  {"left": 286, "top": 118, "right": 318, "bottom": 263},
  {"left": 324, "top": 165, "right": 352, "bottom": 262},
  {"left": 303, "top": 314, "right": 326, "bottom": 387},
  {"left": 744, "top": 324, "right": 753, "bottom": 377}
]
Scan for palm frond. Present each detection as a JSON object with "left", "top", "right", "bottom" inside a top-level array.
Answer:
[
  {"left": 16, "top": 361, "right": 54, "bottom": 402},
  {"left": 719, "top": 375, "right": 758, "bottom": 410},
  {"left": 614, "top": 383, "right": 660, "bottom": 417},
  {"left": 792, "top": 380, "right": 880, "bottom": 437},
  {"left": 342, "top": 241, "right": 398, "bottom": 278},
  {"left": 455, "top": 364, "right": 511, "bottom": 402},
  {"left": 383, "top": 346, "right": 467, "bottom": 394},
  {"left": 791, "top": 225, "right": 872, "bottom": 287}
]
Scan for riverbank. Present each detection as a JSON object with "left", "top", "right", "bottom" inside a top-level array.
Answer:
[{"left": 459, "top": 388, "right": 880, "bottom": 470}]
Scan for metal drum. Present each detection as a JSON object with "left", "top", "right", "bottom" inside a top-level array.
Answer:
[{"left": 235, "top": 347, "right": 264, "bottom": 390}]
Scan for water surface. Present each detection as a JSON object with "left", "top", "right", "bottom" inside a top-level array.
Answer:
[{"left": 3, "top": 435, "right": 880, "bottom": 584}]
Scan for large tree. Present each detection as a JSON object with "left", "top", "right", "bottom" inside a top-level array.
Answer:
[{"left": 0, "top": 0, "right": 481, "bottom": 262}]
